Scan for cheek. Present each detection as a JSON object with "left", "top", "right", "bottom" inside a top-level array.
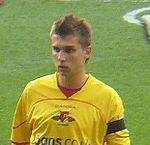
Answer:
[
  {"left": 51, "top": 53, "right": 57, "bottom": 64},
  {"left": 78, "top": 52, "right": 86, "bottom": 62},
  {"left": 52, "top": 52, "right": 57, "bottom": 60},
  {"left": 72, "top": 55, "right": 85, "bottom": 66}
]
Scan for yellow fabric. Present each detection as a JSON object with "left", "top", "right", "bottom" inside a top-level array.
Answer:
[
  {"left": 106, "top": 129, "right": 130, "bottom": 145},
  {"left": 11, "top": 73, "right": 130, "bottom": 145}
]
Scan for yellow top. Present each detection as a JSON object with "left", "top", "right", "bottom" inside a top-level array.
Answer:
[{"left": 11, "top": 73, "right": 130, "bottom": 145}]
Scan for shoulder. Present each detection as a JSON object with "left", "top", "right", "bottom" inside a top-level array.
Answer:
[
  {"left": 88, "top": 75, "right": 124, "bottom": 122},
  {"left": 88, "top": 74, "right": 122, "bottom": 106},
  {"left": 88, "top": 74, "right": 117, "bottom": 96},
  {"left": 24, "top": 73, "right": 57, "bottom": 92},
  {"left": 19, "top": 73, "right": 57, "bottom": 107}
]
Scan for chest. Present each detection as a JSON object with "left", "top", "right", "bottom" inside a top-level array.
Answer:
[{"left": 27, "top": 94, "right": 107, "bottom": 145}]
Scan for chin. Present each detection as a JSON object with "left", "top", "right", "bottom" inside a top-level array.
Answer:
[
  {"left": 58, "top": 71, "right": 67, "bottom": 76},
  {"left": 58, "top": 71, "right": 73, "bottom": 78}
]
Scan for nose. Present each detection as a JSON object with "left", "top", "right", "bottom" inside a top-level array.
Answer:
[{"left": 57, "top": 51, "right": 66, "bottom": 61}]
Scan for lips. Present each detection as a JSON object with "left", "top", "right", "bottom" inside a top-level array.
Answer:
[{"left": 58, "top": 65, "right": 68, "bottom": 72}]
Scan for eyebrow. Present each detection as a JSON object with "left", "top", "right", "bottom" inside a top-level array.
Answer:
[{"left": 52, "top": 45, "right": 75, "bottom": 48}]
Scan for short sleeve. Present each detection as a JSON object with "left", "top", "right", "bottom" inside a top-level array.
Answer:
[
  {"left": 10, "top": 86, "right": 31, "bottom": 144},
  {"left": 108, "top": 89, "right": 124, "bottom": 122},
  {"left": 105, "top": 89, "right": 130, "bottom": 145}
]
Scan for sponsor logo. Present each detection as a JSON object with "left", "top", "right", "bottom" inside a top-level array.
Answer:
[
  {"left": 55, "top": 104, "right": 76, "bottom": 109},
  {"left": 32, "top": 137, "right": 90, "bottom": 145},
  {"left": 51, "top": 111, "right": 75, "bottom": 123}
]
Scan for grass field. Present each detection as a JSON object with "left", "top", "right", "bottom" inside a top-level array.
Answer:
[{"left": 0, "top": 0, "right": 150, "bottom": 144}]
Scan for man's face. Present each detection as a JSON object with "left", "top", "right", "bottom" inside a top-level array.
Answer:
[{"left": 51, "top": 34, "right": 91, "bottom": 77}]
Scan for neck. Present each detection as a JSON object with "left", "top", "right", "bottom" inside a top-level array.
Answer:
[{"left": 57, "top": 72, "right": 88, "bottom": 89}]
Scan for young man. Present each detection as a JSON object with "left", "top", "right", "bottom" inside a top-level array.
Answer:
[{"left": 10, "top": 14, "right": 130, "bottom": 145}]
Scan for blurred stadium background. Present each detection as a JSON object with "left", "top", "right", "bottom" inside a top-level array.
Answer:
[{"left": 0, "top": 0, "right": 149, "bottom": 144}]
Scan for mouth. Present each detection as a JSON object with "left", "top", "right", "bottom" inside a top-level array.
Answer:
[{"left": 58, "top": 65, "right": 68, "bottom": 72}]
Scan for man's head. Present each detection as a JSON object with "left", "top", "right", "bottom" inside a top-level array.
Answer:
[
  {"left": 50, "top": 14, "right": 92, "bottom": 77},
  {"left": 50, "top": 14, "right": 92, "bottom": 48}
]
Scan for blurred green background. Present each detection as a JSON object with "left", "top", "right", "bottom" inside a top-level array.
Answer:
[{"left": 0, "top": 0, "right": 149, "bottom": 144}]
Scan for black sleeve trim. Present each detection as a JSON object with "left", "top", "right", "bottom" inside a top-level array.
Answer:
[{"left": 107, "top": 118, "right": 126, "bottom": 134}]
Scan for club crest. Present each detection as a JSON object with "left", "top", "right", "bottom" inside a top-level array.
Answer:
[{"left": 51, "top": 111, "right": 75, "bottom": 123}]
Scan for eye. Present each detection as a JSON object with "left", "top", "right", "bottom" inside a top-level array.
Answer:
[
  {"left": 64, "top": 48, "right": 75, "bottom": 53},
  {"left": 53, "top": 47, "right": 60, "bottom": 52}
]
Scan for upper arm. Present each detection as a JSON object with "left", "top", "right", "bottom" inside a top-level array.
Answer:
[
  {"left": 105, "top": 89, "right": 130, "bottom": 144},
  {"left": 10, "top": 87, "right": 31, "bottom": 144}
]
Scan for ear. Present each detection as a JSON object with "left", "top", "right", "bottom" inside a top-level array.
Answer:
[{"left": 84, "top": 46, "right": 92, "bottom": 63}]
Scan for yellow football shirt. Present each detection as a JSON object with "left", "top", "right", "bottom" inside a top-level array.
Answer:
[{"left": 11, "top": 73, "right": 130, "bottom": 145}]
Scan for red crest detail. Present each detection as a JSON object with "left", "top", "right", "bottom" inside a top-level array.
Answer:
[{"left": 52, "top": 111, "right": 75, "bottom": 123}]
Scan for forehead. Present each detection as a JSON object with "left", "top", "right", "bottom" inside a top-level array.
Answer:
[{"left": 51, "top": 34, "right": 80, "bottom": 47}]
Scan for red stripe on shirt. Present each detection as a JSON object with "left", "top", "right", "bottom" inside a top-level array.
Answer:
[
  {"left": 10, "top": 140, "right": 30, "bottom": 145},
  {"left": 13, "top": 120, "right": 27, "bottom": 129}
]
